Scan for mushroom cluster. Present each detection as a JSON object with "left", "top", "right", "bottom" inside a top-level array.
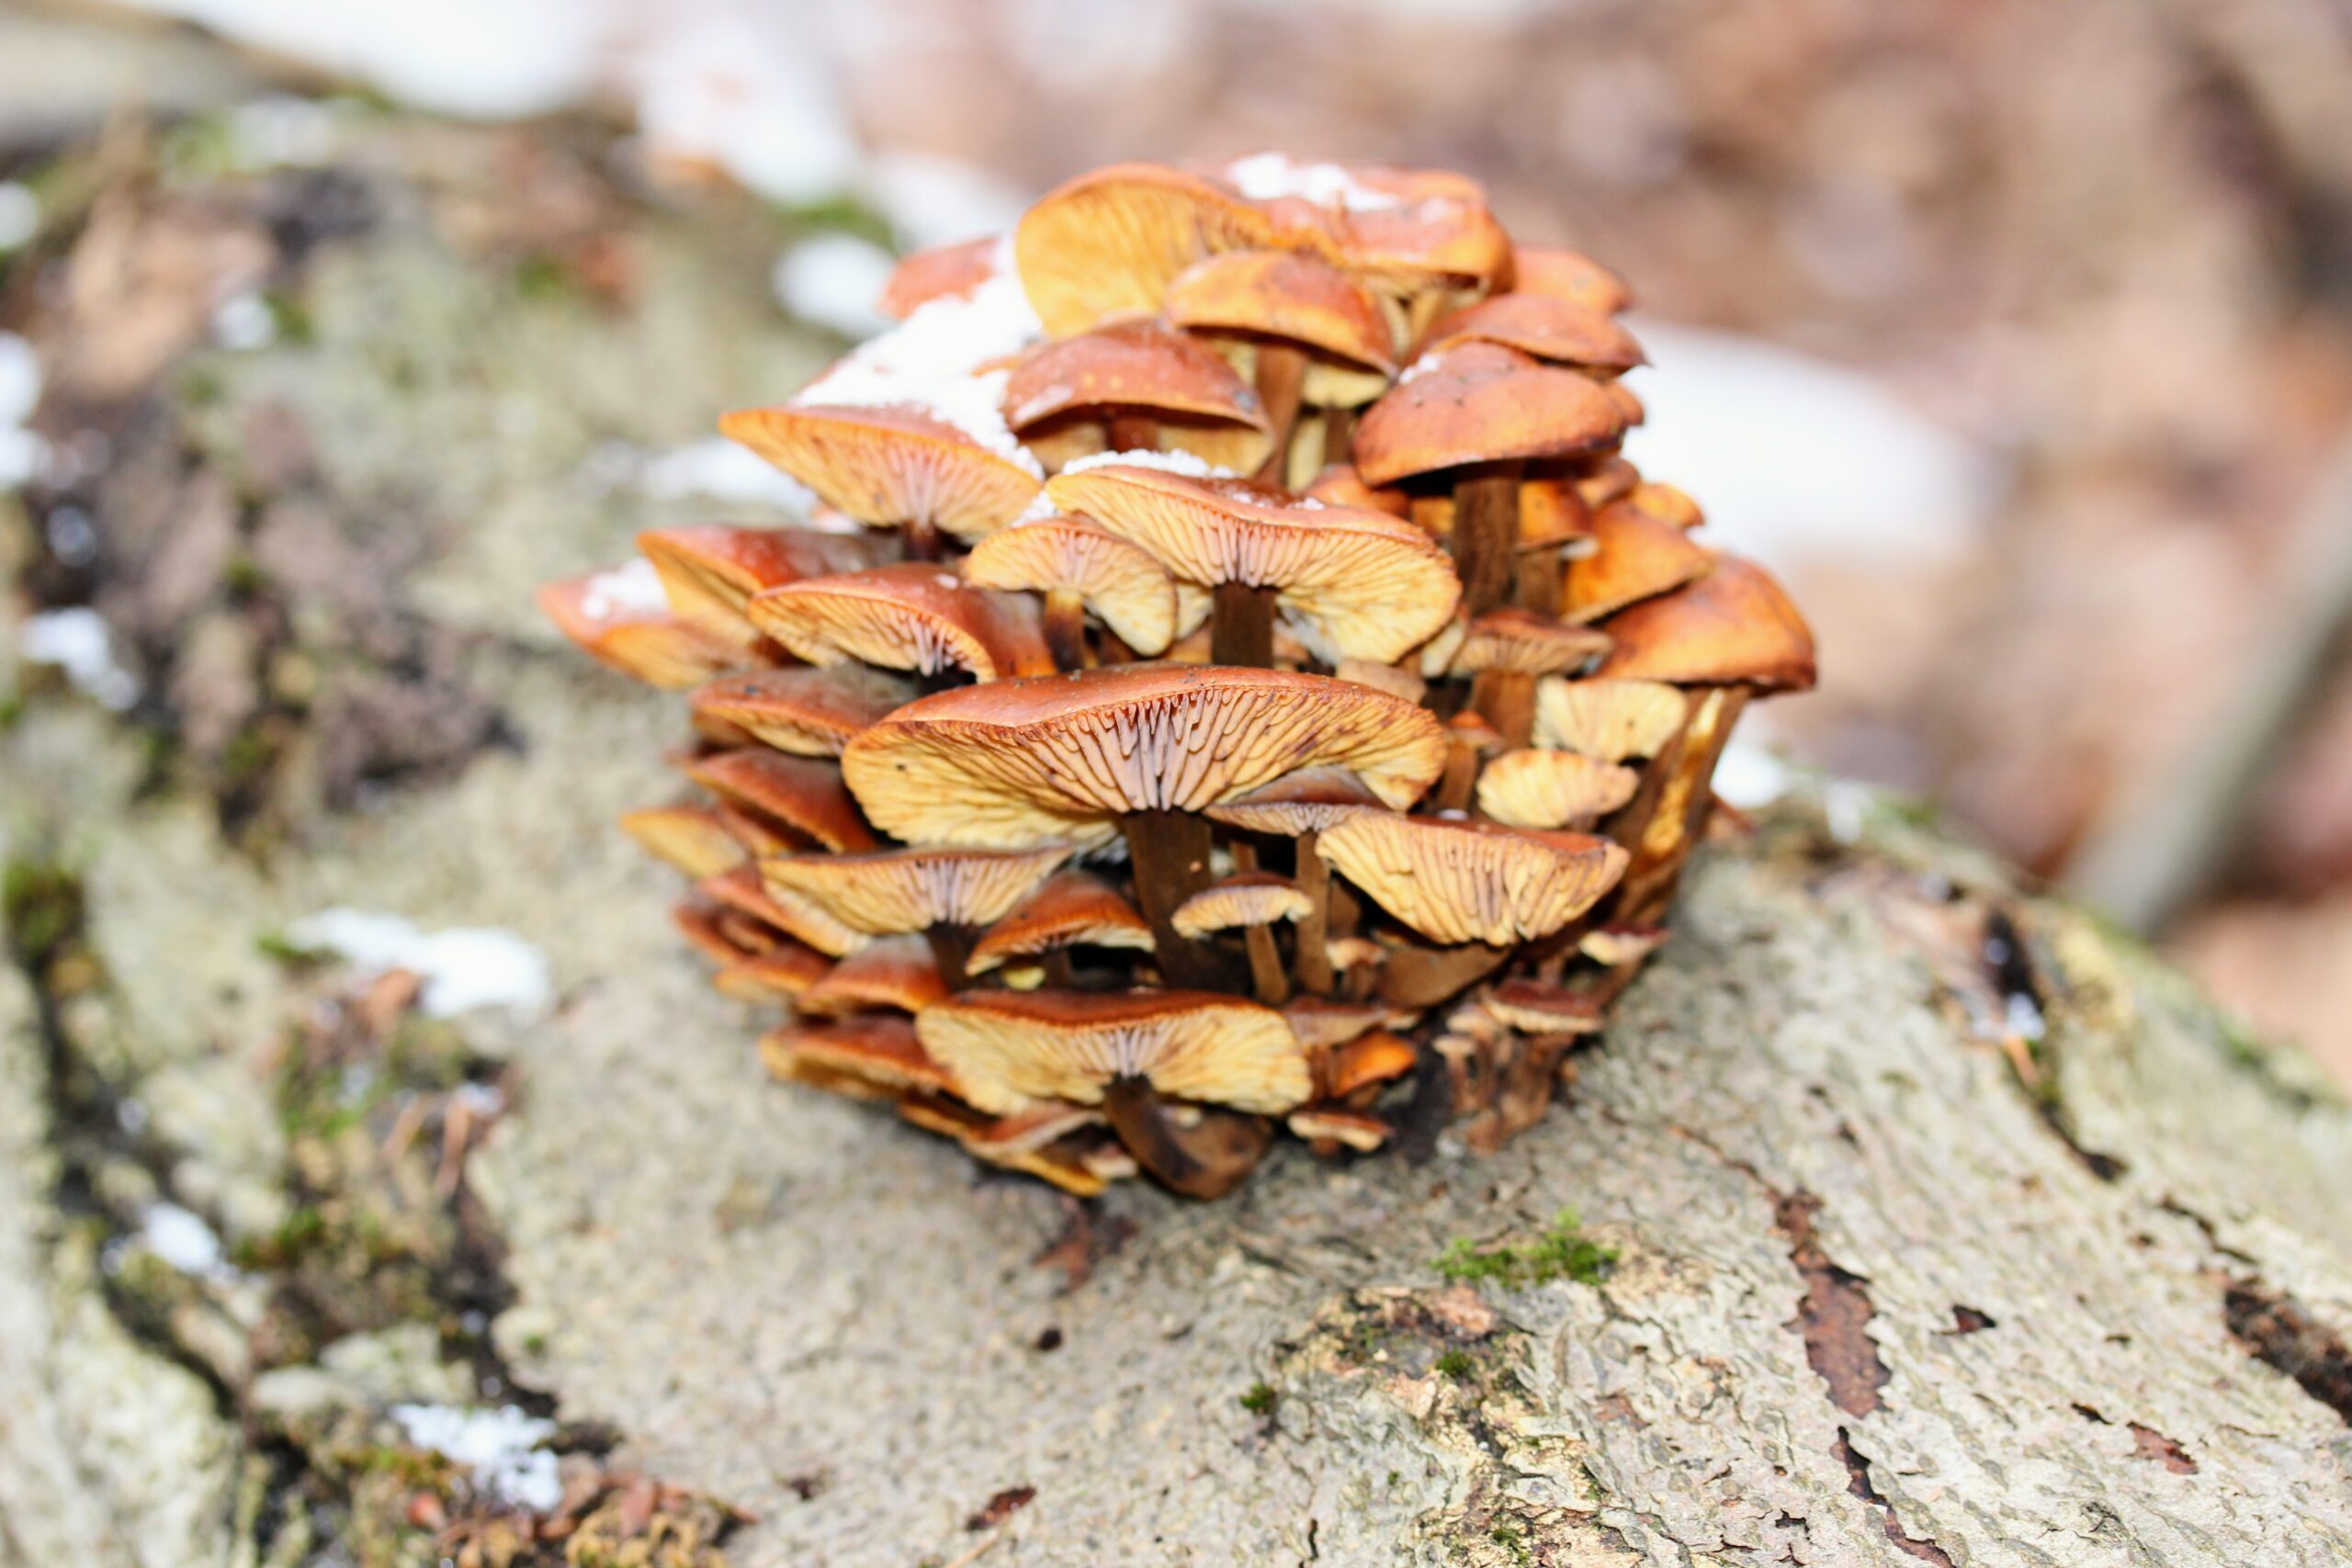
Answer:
[{"left": 543, "top": 156, "right": 1815, "bottom": 1198}]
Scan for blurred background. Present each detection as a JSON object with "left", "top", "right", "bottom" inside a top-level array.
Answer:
[{"left": 5, "top": 0, "right": 2351, "bottom": 1081}]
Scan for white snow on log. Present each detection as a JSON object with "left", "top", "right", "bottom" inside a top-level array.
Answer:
[
  {"left": 1622, "top": 321, "right": 1996, "bottom": 569},
  {"left": 212, "top": 293, "right": 277, "bottom": 351},
  {"left": 391, "top": 1404, "right": 563, "bottom": 1512},
  {"left": 17, "top": 609, "right": 141, "bottom": 710},
  {"left": 859, "top": 153, "right": 1027, "bottom": 253},
  {"left": 1058, "top": 448, "right": 1227, "bottom": 478},
  {"left": 1224, "top": 152, "right": 1401, "bottom": 213},
  {"left": 574, "top": 558, "right": 668, "bottom": 623},
  {"left": 630, "top": 9, "right": 858, "bottom": 203},
  {"left": 0, "top": 330, "right": 40, "bottom": 491},
  {"left": 1712, "top": 738, "right": 1795, "bottom": 809},
  {"left": 141, "top": 1203, "right": 232, "bottom": 1278},
  {"left": 617, "top": 439, "right": 819, "bottom": 514},
  {"left": 286, "top": 910, "right": 551, "bottom": 1019},
  {"left": 774, "top": 233, "right": 898, "bottom": 338}
]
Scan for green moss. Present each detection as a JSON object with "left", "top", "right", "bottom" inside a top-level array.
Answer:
[
  {"left": 1238, "top": 1382, "right": 1277, "bottom": 1416},
  {"left": 1434, "top": 1209, "right": 1618, "bottom": 1289},
  {"left": 3, "top": 855, "right": 85, "bottom": 966},
  {"left": 1489, "top": 1520, "right": 1532, "bottom": 1563},
  {"left": 1432, "top": 1348, "right": 1476, "bottom": 1379}
]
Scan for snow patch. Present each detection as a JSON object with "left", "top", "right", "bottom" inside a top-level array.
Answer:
[
  {"left": 1224, "top": 152, "right": 1401, "bottom": 213},
  {"left": 630, "top": 439, "right": 818, "bottom": 513},
  {"left": 286, "top": 910, "right": 551, "bottom": 1019},
  {"left": 1058, "top": 448, "right": 1227, "bottom": 479},
  {"left": 630, "top": 9, "right": 858, "bottom": 204},
  {"left": 575, "top": 558, "right": 669, "bottom": 623},
  {"left": 17, "top": 609, "right": 141, "bottom": 710},
  {"left": 1711, "top": 738, "right": 1794, "bottom": 809},
  {"left": 0, "top": 330, "right": 40, "bottom": 491},
  {"left": 860, "top": 153, "right": 1028, "bottom": 253},
  {"left": 391, "top": 1404, "right": 563, "bottom": 1511},
  {"left": 774, "top": 233, "right": 898, "bottom": 338},
  {"left": 212, "top": 293, "right": 277, "bottom": 351}
]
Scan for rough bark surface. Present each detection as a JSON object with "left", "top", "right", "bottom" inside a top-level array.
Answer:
[{"left": 3, "top": 61, "right": 2351, "bottom": 1568}]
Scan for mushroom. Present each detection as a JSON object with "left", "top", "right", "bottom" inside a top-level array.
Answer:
[
  {"left": 1171, "top": 872, "right": 1312, "bottom": 1005},
  {"left": 1317, "top": 814, "right": 1627, "bottom": 947},
  {"left": 1285, "top": 1105, "right": 1391, "bottom": 1153},
  {"left": 762, "top": 1014, "right": 959, "bottom": 1101},
  {"left": 878, "top": 235, "right": 998, "bottom": 320},
  {"left": 1280, "top": 996, "right": 1391, "bottom": 1052},
  {"left": 1476, "top": 750, "right": 1642, "bottom": 830},
  {"left": 683, "top": 750, "right": 878, "bottom": 852},
  {"left": 1627, "top": 480, "right": 1702, "bottom": 529},
  {"left": 1204, "top": 766, "right": 1388, "bottom": 996},
  {"left": 793, "top": 935, "right": 950, "bottom": 1017},
  {"left": 1512, "top": 474, "right": 1598, "bottom": 617},
  {"left": 1324, "top": 1029, "right": 1420, "bottom": 1100},
  {"left": 1434, "top": 710, "right": 1505, "bottom": 814},
  {"left": 537, "top": 560, "right": 742, "bottom": 690},
  {"left": 1532, "top": 677, "right": 1690, "bottom": 761},
  {"left": 688, "top": 666, "right": 915, "bottom": 757},
  {"left": 1304, "top": 461, "right": 1411, "bottom": 517},
  {"left": 1507, "top": 244, "right": 1633, "bottom": 314},
  {"left": 963, "top": 513, "right": 1184, "bottom": 668},
  {"left": 1581, "top": 923, "right": 1667, "bottom": 966},
  {"left": 760, "top": 843, "right": 1072, "bottom": 985},
  {"left": 967, "top": 871, "right": 1154, "bottom": 981},
  {"left": 617, "top": 804, "right": 745, "bottom": 879},
  {"left": 697, "top": 865, "right": 869, "bottom": 958},
  {"left": 713, "top": 942, "right": 831, "bottom": 1005},
  {"left": 1001, "top": 321, "right": 1274, "bottom": 475},
  {"left": 718, "top": 403, "right": 1043, "bottom": 558},
  {"left": 673, "top": 897, "right": 763, "bottom": 965},
  {"left": 1449, "top": 607, "right": 1613, "bottom": 748},
  {"left": 914, "top": 988, "right": 1309, "bottom": 1197},
  {"left": 897, "top": 1099, "right": 1120, "bottom": 1197},
  {"left": 1574, "top": 455, "right": 1641, "bottom": 510},
  {"left": 1012, "top": 162, "right": 1291, "bottom": 339},
  {"left": 745, "top": 562, "right": 1056, "bottom": 684},
  {"left": 1561, "top": 502, "right": 1712, "bottom": 624},
  {"left": 1353, "top": 343, "right": 1628, "bottom": 621},
  {"left": 1420, "top": 291, "right": 1645, "bottom": 377},
  {"left": 840, "top": 665, "right": 1446, "bottom": 989},
  {"left": 1044, "top": 461, "right": 1459, "bottom": 668},
  {"left": 1334, "top": 658, "right": 1426, "bottom": 705},
  {"left": 638, "top": 525, "right": 899, "bottom": 651}
]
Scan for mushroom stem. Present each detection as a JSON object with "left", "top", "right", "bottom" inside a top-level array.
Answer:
[
  {"left": 1323, "top": 404, "right": 1356, "bottom": 468},
  {"left": 1251, "top": 344, "right": 1308, "bottom": 485},
  {"left": 1471, "top": 670, "right": 1538, "bottom": 750},
  {"left": 1515, "top": 544, "right": 1564, "bottom": 616},
  {"left": 1607, "top": 686, "right": 1749, "bottom": 924},
  {"left": 1210, "top": 581, "right": 1277, "bottom": 667},
  {"left": 925, "top": 923, "right": 975, "bottom": 988},
  {"left": 1108, "top": 412, "right": 1159, "bottom": 453},
  {"left": 1437, "top": 736, "right": 1483, "bottom": 813},
  {"left": 1042, "top": 587, "right": 1091, "bottom": 671},
  {"left": 1041, "top": 949, "right": 1077, "bottom": 988},
  {"left": 1452, "top": 462, "right": 1522, "bottom": 618},
  {"left": 1294, "top": 833, "right": 1336, "bottom": 995},
  {"left": 1122, "top": 810, "right": 1231, "bottom": 990},
  {"left": 1102, "top": 1078, "right": 1272, "bottom": 1200},
  {"left": 903, "top": 514, "right": 944, "bottom": 563},
  {"left": 1283, "top": 410, "right": 1326, "bottom": 491},
  {"left": 1241, "top": 924, "right": 1290, "bottom": 1006}
]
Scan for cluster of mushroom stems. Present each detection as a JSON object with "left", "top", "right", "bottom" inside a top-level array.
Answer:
[{"left": 540, "top": 157, "right": 1815, "bottom": 1199}]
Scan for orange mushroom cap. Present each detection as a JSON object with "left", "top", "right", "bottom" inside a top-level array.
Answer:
[
  {"left": 617, "top": 804, "right": 746, "bottom": 880},
  {"left": 1592, "top": 556, "right": 1817, "bottom": 691},
  {"left": 1001, "top": 321, "right": 1273, "bottom": 476},
  {"left": 718, "top": 403, "right": 1043, "bottom": 543},
  {"left": 1563, "top": 503, "right": 1714, "bottom": 623},
  {"left": 916, "top": 987, "right": 1311, "bottom": 1115},
  {"left": 637, "top": 526, "right": 899, "bottom": 649},
  {"left": 1475, "top": 750, "right": 1642, "bottom": 830},
  {"left": 1163, "top": 249, "right": 1396, "bottom": 377},
  {"left": 684, "top": 749, "right": 878, "bottom": 852},
  {"left": 1533, "top": 677, "right": 1690, "bottom": 761},
  {"left": 760, "top": 843, "right": 1072, "bottom": 935},
  {"left": 537, "top": 561, "right": 743, "bottom": 690},
  {"left": 967, "top": 872, "right": 1155, "bottom": 974},
  {"left": 688, "top": 666, "right": 916, "bottom": 758},
  {"left": 1422, "top": 291, "right": 1645, "bottom": 374},
  {"left": 1451, "top": 609, "right": 1612, "bottom": 677},
  {"left": 794, "top": 936, "right": 950, "bottom": 1017},
  {"left": 963, "top": 514, "right": 1184, "bottom": 656},
  {"left": 1012, "top": 163, "right": 1289, "bottom": 339},
  {"left": 878, "top": 235, "right": 999, "bottom": 320},
  {"left": 763, "top": 1013, "right": 959, "bottom": 1100},
  {"left": 1352, "top": 344, "right": 1628, "bottom": 487},
  {"left": 1507, "top": 245, "right": 1633, "bottom": 315},
  {"left": 745, "top": 562, "right": 1056, "bottom": 682},
  {"left": 1316, "top": 814, "right": 1630, "bottom": 945}
]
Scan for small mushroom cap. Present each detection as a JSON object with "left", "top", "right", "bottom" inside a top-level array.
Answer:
[
  {"left": 1203, "top": 765, "right": 1388, "bottom": 836},
  {"left": 746, "top": 562, "right": 1056, "bottom": 682},
  {"left": 673, "top": 897, "right": 761, "bottom": 964},
  {"left": 618, "top": 804, "right": 746, "bottom": 879},
  {"left": 1593, "top": 555, "right": 1817, "bottom": 691},
  {"left": 689, "top": 666, "right": 916, "bottom": 758},
  {"left": 638, "top": 526, "right": 899, "bottom": 647},
  {"left": 713, "top": 942, "right": 831, "bottom": 1003},
  {"left": 1483, "top": 979, "right": 1605, "bottom": 1035},
  {"left": 967, "top": 872, "right": 1155, "bottom": 974},
  {"left": 1563, "top": 503, "right": 1713, "bottom": 623},
  {"left": 1446, "top": 709, "right": 1506, "bottom": 756},
  {"left": 684, "top": 749, "right": 879, "bottom": 852},
  {"left": 916, "top": 988, "right": 1312, "bottom": 1115},
  {"left": 1581, "top": 922, "right": 1668, "bottom": 965},
  {"left": 763, "top": 1014, "right": 958, "bottom": 1100},
  {"left": 718, "top": 403, "right": 1043, "bottom": 541},
  {"left": 1171, "top": 872, "right": 1313, "bottom": 937},
  {"left": 761, "top": 842, "right": 1072, "bottom": 935},
  {"left": 1013, "top": 162, "right": 1283, "bottom": 338},
  {"left": 1001, "top": 321, "right": 1273, "bottom": 475},
  {"left": 1533, "top": 676, "right": 1689, "bottom": 761},
  {"left": 1507, "top": 245, "right": 1633, "bottom": 314},
  {"left": 1304, "top": 463, "right": 1411, "bottom": 517},
  {"left": 1286, "top": 1105, "right": 1392, "bottom": 1151},
  {"left": 1163, "top": 249, "right": 1396, "bottom": 375},
  {"left": 712, "top": 798, "right": 797, "bottom": 858},
  {"left": 1323, "top": 1030, "right": 1420, "bottom": 1099},
  {"left": 1476, "top": 750, "right": 1642, "bottom": 830},
  {"left": 698, "top": 865, "right": 870, "bottom": 957},
  {"left": 1352, "top": 344, "right": 1629, "bottom": 487},
  {"left": 537, "top": 563, "right": 741, "bottom": 690},
  {"left": 1451, "top": 608, "right": 1612, "bottom": 677},
  {"left": 1335, "top": 658, "right": 1427, "bottom": 705},
  {"left": 1422, "top": 292, "right": 1645, "bottom": 374},
  {"left": 1626, "top": 480, "right": 1702, "bottom": 529},
  {"left": 793, "top": 935, "right": 949, "bottom": 1016},
  {"left": 1044, "top": 463, "right": 1461, "bottom": 662},
  {"left": 1297, "top": 160, "right": 1512, "bottom": 289},
  {"left": 897, "top": 1099, "right": 1118, "bottom": 1196},
  {"left": 1574, "top": 455, "right": 1641, "bottom": 509},
  {"left": 1324, "top": 934, "right": 1386, "bottom": 973},
  {"left": 964, "top": 515, "right": 1183, "bottom": 655},
  {"left": 842, "top": 664, "right": 1447, "bottom": 851},
  {"left": 1280, "top": 997, "right": 1391, "bottom": 1051},
  {"left": 1601, "top": 380, "right": 1645, "bottom": 427},
  {"left": 879, "top": 235, "right": 999, "bottom": 320},
  {"left": 1518, "top": 475, "right": 1595, "bottom": 552},
  {"left": 1316, "top": 815, "right": 1630, "bottom": 945}
]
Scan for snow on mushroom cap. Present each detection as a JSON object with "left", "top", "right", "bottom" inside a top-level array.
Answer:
[
  {"left": 915, "top": 988, "right": 1311, "bottom": 1115},
  {"left": 1057, "top": 447, "right": 1226, "bottom": 479},
  {"left": 573, "top": 558, "right": 669, "bottom": 623},
  {"left": 1224, "top": 153, "right": 1403, "bottom": 213}
]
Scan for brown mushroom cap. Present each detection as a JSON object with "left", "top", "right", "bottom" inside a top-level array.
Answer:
[
  {"left": 1012, "top": 163, "right": 1287, "bottom": 339},
  {"left": 1304, "top": 463, "right": 1411, "bottom": 517},
  {"left": 967, "top": 872, "right": 1155, "bottom": 974},
  {"left": 1315, "top": 814, "right": 1630, "bottom": 945},
  {"left": 879, "top": 235, "right": 999, "bottom": 320},
  {"left": 794, "top": 935, "right": 950, "bottom": 1017},
  {"left": 1280, "top": 996, "right": 1391, "bottom": 1051},
  {"left": 1451, "top": 608, "right": 1612, "bottom": 677},
  {"left": 1518, "top": 475, "right": 1595, "bottom": 553},
  {"left": 1475, "top": 750, "right": 1642, "bottom": 830},
  {"left": 761, "top": 843, "right": 1072, "bottom": 935},
  {"left": 698, "top": 865, "right": 870, "bottom": 957},
  {"left": 617, "top": 804, "right": 745, "bottom": 879},
  {"left": 963, "top": 515, "right": 1183, "bottom": 655},
  {"left": 1163, "top": 249, "right": 1396, "bottom": 376},
  {"left": 1203, "top": 765, "right": 1386, "bottom": 837},
  {"left": 1575, "top": 455, "right": 1641, "bottom": 509},
  {"left": 1533, "top": 677, "right": 1689, "bottom": 760},
  {"left": 718, "top": 403, "right": 1043, "bottom": 542},
  {"left": 1324, "top": 1030, "right": 1420, "bottom": 1098},
  {"left": 689, "top": 666, "right": 915, "bottom": 758},
  {"left": 916, "top": 987, "right": 1311, "bottom": 1115},
  {"left": 842, "top": 665, "right": 1447, "bottom": 852},
  {"left": 763, "top": 1013, "right": 958, "bottom": 1100},
  {"left": 673, "top": 897, "right": 762, "bottom": 965},
  {"left": 1352, "top": 344, "right": 1629, "bottom": 487},
  {"left": 1170, "top": 872, "right": 1312, "bottom": 938},
  {"left": 1483, "top": 979, "right": 1605, "bottom": 1035},
  {"left": 1627, "top": 480, "right": 1702, "bottom": 529},
  {"left": 1508, "top": 245, "right": 1633, "bottom": 314},
  {"left": 638, "top": 526, "right": 898, "bottom": 648},
  {"left": 713, "top": 942, "right": 831, "bottom": 1003},
  {"left": 684, "top": 750, "right": 878, "bottom": 852},
  {"left": 1334, "top": 659, "right": 1427, "bottom": 705},
  {"left": 897, "top": 1098, "right": 1117, "bottom": 1196},
  {"left": 1001, "top": 321, "right": 1274, "bottom": 475},
  {"left": 1592, "top": 555, "right": 1818, "bottom": 691},
  {"left": 1581, "top": 923, "right": 1668, "bottom": 965},
  {"left": 745, "top": 563, "right": 1055, "bottom": 682},
  {"left": 1044, "top": 464, "right": 1461, "bottom": 662},
  {"left": 1422, "top": 292, "right": 1645, "bottom": 375},
  {"left": 537, "top": 563, "right": 741, "bottom": 690},
  {"left": 1563, "top": 503, "right": 1713, "bottom": 623},
  {"left": 1286, "top": 1105, "right": 1392, "bottom": 1151}
]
